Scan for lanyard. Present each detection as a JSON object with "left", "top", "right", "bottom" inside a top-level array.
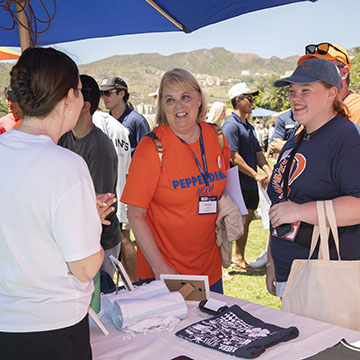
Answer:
[{"left": 177, "top": 125, "right": 210, "bottom": 187}]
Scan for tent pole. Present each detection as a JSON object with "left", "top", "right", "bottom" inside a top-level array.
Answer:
[
  {"left": 145, "top": 0, "right": 185, "bottom": 31},
  {"left": 16, "top": 2, "right": 31, "bottom": 52}
]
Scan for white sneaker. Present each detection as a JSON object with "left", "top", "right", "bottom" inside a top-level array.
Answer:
[{"left": 249, "top": 249, "right": 268, "bottom": 268}]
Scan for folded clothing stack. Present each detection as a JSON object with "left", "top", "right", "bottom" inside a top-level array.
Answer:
[{"left": 102, "top": 280, "right": 187, "bottom": 334}]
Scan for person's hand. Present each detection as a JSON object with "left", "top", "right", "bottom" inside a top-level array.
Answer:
[
  {"left": 261, "top": 174, "right": 271, "bottom": 189},
  {"left": 269, "top": 200, "right": 300, "bottom": 228},
  {"left": 96, "top": 193, "right": 117, "bottom": 225},
  {"left": 269, "top": 138, "right": 286, "bottom": 154},
  {"left": 254, "top": 173, "right": 270, "bottom": 189},
  {"left": 266, "top": 263, "right": 276, "bottom": 296}
]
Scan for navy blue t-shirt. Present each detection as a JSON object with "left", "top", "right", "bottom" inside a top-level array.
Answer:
[
  {"left": 113, "top": 105, "right": 150, "bottom": 155},
  {"left": 222, "top": 112, "right": 261, "bottom": 191},
  {"left": 267, "top": 116, "right": 360, "bottom": 282},
  {"left": 176, "top": 304, "right": 299, "bottom": 358}
]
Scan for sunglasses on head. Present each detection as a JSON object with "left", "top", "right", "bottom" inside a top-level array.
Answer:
[
  {"left": 100, "top": 89, "right": 117, "bottom": 97},
  {"left": 305, "top": 43, "right": 350, "bottom": 66}
]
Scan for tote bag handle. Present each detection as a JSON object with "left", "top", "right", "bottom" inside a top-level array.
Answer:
[
  {"left": 325, "top": 199, "right": 341, "bottom": 260},
  {"left": 309, "top": 200, "right": 340, "bottom": 260}
]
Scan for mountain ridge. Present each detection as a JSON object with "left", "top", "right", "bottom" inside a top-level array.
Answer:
[{"left": 78, "top": 47, "right": 299, "bottom": 104}]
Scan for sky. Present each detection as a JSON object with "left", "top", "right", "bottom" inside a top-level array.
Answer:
[{"left": 5, "top": 0, "right": 360, "bottom": 65}]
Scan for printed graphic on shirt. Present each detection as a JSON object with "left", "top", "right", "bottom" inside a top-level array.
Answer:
[
  {"left": 114, "top": 138, "right": 130, "bottom": 151},
  {"left": 272, "top": 152, "right": 306, "bottom": 200},
  {"left": 172, "top": 170, "right": 227, "bottom": 195},
  {"left": 180, "top": 310, "right": 270, "bottom": 353},
  {"left": 176, "top": 305, "right": 299, "bottom": 358}
]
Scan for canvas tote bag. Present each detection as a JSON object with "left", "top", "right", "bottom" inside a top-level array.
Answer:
[{"left": 282, "top": 200, "right": 360, "bottom": 331}]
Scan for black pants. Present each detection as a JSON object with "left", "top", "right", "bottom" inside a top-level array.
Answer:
[{"left": 0, "top": 314, "right": 92, "bottom": 360}]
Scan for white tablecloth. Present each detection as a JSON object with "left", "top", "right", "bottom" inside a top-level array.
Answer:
[{"left": 90, "top": 292, "right": 360, "bottom": 359}]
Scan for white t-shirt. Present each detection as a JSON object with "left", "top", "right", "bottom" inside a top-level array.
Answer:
[
  {"left": 93, "top": 111, "right": 131, "bottom": 223},
  {"left": 0, "top": 130, "right": 102, "bottom": 332}
]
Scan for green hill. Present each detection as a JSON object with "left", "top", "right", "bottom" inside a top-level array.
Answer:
[{"left": 77, "top": 47, "right": 298, "bottom": 104}]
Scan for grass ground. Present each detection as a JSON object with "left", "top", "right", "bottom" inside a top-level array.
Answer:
[{"left": 223, "top": 218, "right": 281, "bottom": 310}]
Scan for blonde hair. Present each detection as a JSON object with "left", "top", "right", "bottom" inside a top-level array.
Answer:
[
  {"left": 207, "top": 101, "right": 226, "bottom": 126},
  {"left": 155, "top": 68, "right": 207, "bottom": 126}
]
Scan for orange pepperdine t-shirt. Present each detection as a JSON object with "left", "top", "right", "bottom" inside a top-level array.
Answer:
[{"left": 121, "top": 121, "right": 231, "bottom": 285}]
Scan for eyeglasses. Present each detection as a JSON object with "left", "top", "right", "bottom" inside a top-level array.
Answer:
[
  {"left": 305, "top": 43, "right": 350, "bottom": 66},
  {"left": 100, "top": 89, "right": 117, "bottom": 97}
]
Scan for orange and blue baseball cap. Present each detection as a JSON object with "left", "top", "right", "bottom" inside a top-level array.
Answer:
[{"left": 297, "top": 42, "right": 350, "bottom": 70}]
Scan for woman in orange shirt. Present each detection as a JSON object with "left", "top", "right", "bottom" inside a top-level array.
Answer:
[{"left": 121, "top": 69, "right": 231, "bottom": 293}]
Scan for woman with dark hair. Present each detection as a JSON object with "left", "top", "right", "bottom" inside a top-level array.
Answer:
[
  {"left": 266, "top": 59, "right": 360, "bottom": 298},
  {"left": 0, "top": 47, "right": 109, "bottom": 359},
  {"left": 121, "top": 68, "right": 231, "bottom": 293}
]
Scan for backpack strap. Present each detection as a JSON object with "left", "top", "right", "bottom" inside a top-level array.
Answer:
[
  {"left": 209, "top": 123, "right": 224, "bottom": 153},
  {"left": 146, "top": 131, "right": 163, "bottom": 162}
]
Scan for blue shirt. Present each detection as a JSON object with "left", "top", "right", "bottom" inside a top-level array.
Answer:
[
  {"left": 273, "top": 110, "right": 299, "bottom": 141},
  {"left": 267, "top": 116, "right": 360, "bottom": 282},
  {"left": 112, "top": 105, "right": 150, "bottom": 155},
  {"left": 222, "top": 112, "right": 261, "bottom": 191}
]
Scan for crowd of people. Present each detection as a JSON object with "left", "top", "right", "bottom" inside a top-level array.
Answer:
[{"left": 1, "top": 41, "right": 360, "bottom": 358}]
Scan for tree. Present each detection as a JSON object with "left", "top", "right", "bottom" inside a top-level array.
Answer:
[
  {"left": 350, "top": 47, "right": 360, "bottom": 93},
  {"left": 0, "top": 95, "right": 7, "bottom": 116},
  {"left": 253, "top": 74, "right": 289, "bottom": 111}
]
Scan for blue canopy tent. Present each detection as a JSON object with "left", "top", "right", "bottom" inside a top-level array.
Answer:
[
  {"left": 252, "top": 108, "right": 279, "bottom": 117},
  {"left": 0, "top": 0, "right": 316, "bottom": 50}
]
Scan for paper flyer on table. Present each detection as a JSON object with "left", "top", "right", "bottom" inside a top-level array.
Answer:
[{"left": 224, "top": 167, "right": 248, "bottom": 215}]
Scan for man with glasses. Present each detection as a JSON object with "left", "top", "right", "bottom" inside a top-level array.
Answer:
[
  {"left": 58, "top": 75, "right": 121, "bottom": 280},
  {"left": 99, "top": 76, "right": 150, "bottom": 155},
  {"left": 298, "top": 42, "right": 360, "bottom": 125},
  {"left": 222, "top": 82, "right": 272, "bottom": 271}
]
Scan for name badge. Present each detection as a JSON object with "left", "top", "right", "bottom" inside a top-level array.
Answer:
[
  {"left": 285, "top": 124, "right": 295, "bottom": 129},
  {"left": 198, "top": 196, "right": 218, "bottom": 215}
]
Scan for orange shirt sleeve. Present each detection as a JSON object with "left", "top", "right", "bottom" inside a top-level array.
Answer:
[{"left": 120, "top": 136, "right": 160, "bottom": 208}]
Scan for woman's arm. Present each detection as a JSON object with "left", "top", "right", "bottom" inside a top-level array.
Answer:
[
  {"left": 269, "top": 196, "right": 360, "bottom": 228},
  {"left": 67, "top": 247, "right": 104, "bottom": 282},
  {"left": 127, "top": 204, "right": 177, "bottom": 279}
]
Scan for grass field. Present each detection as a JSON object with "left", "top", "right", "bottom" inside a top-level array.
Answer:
[{"left": 223, "top": 217, "right": 281, "bottom": 310}]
